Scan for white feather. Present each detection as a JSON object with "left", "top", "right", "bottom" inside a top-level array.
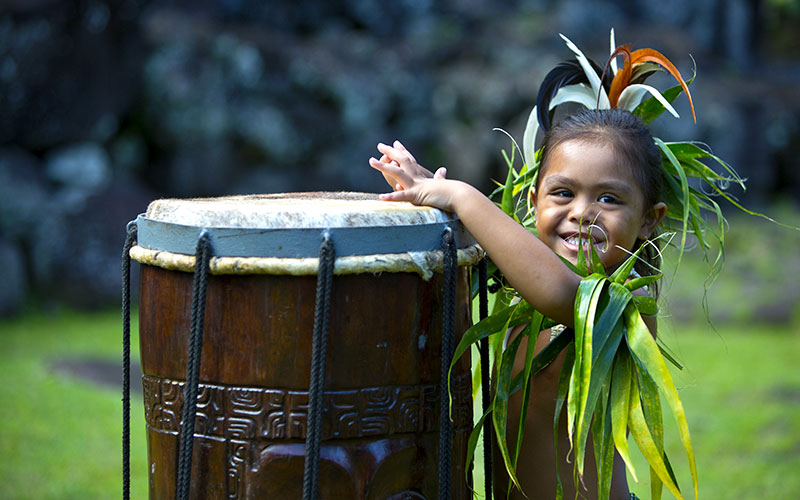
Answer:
[
  {"left": 609, "top": 28, "right": 618, "bottom": 74},
  {"left": 559, "top": 33, "right": 610, "bottom": 109},
  {"left": 617, "top": 83, "right": 680, "bottom": 118},
  {"left": 522, "top": 105, "right": 539, "bottom": 168},
  {"left": 550, "top": 83, "right": 603, "bottom": 111}
]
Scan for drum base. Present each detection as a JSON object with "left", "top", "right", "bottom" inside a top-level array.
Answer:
[{"left": 139, "top": 265, "right": 473, "bottom": 499}]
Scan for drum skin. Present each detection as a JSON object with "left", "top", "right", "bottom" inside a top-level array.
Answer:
[{"left": 138, "top": 263, "right": 474, "bottom": 499}]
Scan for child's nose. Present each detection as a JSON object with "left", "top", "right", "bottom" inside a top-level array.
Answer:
[{"left": 568, "top": 199, "right": 599, "bottom": 224}]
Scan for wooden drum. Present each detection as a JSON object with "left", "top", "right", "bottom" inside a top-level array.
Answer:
[{"left": 130, "top": 192, "right": 482, "bottom": 499}]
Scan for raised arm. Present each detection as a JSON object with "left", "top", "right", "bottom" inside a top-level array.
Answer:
[{"left": 369, "top": 142, "right": 580, "bottom": 326}]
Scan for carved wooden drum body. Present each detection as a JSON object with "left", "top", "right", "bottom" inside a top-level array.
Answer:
[{"left": 131, "top": 193, "right": 481, "bottom": 499}]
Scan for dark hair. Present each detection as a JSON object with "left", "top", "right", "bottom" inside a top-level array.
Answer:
[{"left": 536, "top": 109, "right": 665, "bottom": 298}]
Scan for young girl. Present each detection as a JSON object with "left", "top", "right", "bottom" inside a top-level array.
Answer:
[{"left": 369, "top": 108, "right": 667, "bottom": 499}]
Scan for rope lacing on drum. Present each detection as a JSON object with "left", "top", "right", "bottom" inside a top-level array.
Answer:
[
  {"left": 303, "top": 232, "right": 336, "bottom": 500},
  {"left": 176, "top": 231, "right": 213, "bottom": 500},
  {"left": 121, "top": 222, "right": 137, "bottom": 500},
  {"left": 438, "top": 227, "right": 457, "bottom": 500},
  {"left": 478, "top": 257, "right": 493, "bottom": 500}
]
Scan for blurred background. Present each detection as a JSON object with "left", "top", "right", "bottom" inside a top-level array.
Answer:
[
  {"left": 1, "top": 0, "right": 799, "bottom": 313},
  {"left": 0, "top": 1, "right": 798, "bottom": 499}
]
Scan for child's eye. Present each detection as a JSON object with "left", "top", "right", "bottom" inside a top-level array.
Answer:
[
  {"left": 552, "top": 190, "right": 573, "bottom": 198},
  {"left": 598, "top": 194, "right": 620, "bottom": 204}
]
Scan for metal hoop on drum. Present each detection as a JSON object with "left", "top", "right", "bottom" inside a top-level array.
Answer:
[{"left": 122, "top": 192, "right": 483, "bottom": 500}]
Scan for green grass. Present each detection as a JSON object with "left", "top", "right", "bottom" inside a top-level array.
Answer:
[
  {"left": 0, "top": 309, "right": 149, "bottom": 500},
  {"left": 626, "top": 321, "right": 800, "bottom": 500},
  {"left": 1, "top": 309, "right": 798, "bottom": 499}
]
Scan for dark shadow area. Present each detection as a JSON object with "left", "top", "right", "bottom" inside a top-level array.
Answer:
[{"left": 49, "top": 357, "right": 143, "bottom": 394}]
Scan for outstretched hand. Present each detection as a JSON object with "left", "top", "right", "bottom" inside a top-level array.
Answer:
[
  {"left": 368, "top": 140, "right": 580, "bottom": 326},
  {"left": 369, "top": 140, "right": 453, "bottom": 210}
]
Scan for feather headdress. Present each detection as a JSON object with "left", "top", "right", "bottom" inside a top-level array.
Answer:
[
  {"left": 524, "top": 30, "right": 697, "bottom": 167},
  {"left": 510, "top": 29, "right": 761, "bottom": 281}
]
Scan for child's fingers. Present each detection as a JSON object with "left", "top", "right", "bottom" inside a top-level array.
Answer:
[
  {"left": 377, "top": 142, "right": 399, "bottom": 157},
  {"left": 378, "top": 142, "right": 412, "bottom": 167},
  {"left": 393, "top": 140, "right": 417, "bottom": 162},
  {"left": 433, "top": 167, "right": 447, "bottom": 179},
  {"left": 379, "top": 189, "right": 415, "bottom": 203},
  {"left": 369, "top": 156, "right": 399, "bottom": 171},
  {"left": 369, "top": 157, "right": 409, "bottom": 184}
]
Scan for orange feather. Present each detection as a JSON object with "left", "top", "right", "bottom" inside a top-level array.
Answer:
[{"left": 606, "top": 45, "right": 697, "bottom": 122}]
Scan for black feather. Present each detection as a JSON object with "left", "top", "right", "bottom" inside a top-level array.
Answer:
[{"left": 536, "top": 58, "right": 611, "bottom": 131}]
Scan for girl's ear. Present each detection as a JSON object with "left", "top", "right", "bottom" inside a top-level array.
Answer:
[{"left": 638, "top": 202, "right": 667, "bottom": 240}]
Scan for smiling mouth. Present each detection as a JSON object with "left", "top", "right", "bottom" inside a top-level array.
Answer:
[{"left": 561, "top": 233, "right": 608, "bottom": 252}]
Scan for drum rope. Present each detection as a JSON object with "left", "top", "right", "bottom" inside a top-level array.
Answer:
[
  {"left": 176, "top": 231, "right": 213, "bottom": 500},
  {"left": 478, "top": 257, "right": 493, "bottom": 500},
  {"left": 438, "top": 227, "right": 457, "bottom": 500},
  {"left": 303, "top": 232, "right": 335, "bottom": 500},
  {"left": 121, "top": 222, "right": 137, "bottom": 500}
]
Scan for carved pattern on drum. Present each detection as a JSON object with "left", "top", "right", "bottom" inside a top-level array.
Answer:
[
  {"left": 196, "top": 385, "right": 226, "bottom": 436},
  {"left": 142, "top": 375, "right": 181, "bottom": 433},
  {"left": 225, "top": 440, "right": 248, "bottom": 500},
  {"left": 142, "top": 374, "right": 472, "bottom": 440},
  {"left": 450, "top": 369, "right": 473, "bottom": 431}
]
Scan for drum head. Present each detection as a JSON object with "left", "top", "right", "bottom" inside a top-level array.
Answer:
[
  {"left": 144, "top": 192, "right": 456, "bottom": 229},
  {"left": 131, "top": 193, "right": 482, "bottom": 277}
]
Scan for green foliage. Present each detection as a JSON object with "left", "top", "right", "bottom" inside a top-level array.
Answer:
[
  {"left": 457, "top": 101, "right": 750, "bottom": 496},
  {"left": 0, "top": 310, "right": 149, "bottom": 500},
  {"left": 466, "top": 93, "right": 796, "bottom": 497},
  {"left": 663, "top": 203, "right": 800, "bottom": 325},
  {"left": 455, "top": 241, "right": 700, "bottom": 498}
]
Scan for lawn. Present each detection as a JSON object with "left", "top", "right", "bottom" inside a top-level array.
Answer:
[
  {"left": 627, "top": 320, "right": 800, "bottom": 500},
  {"left": 1, "top": 307, "right": 798, "bottom": 499},
  {"left": 0, "top": 309, "right": 149, "bottom": 500}
]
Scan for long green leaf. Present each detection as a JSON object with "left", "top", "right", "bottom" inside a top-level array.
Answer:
[
  {"left": 628, "top": 380, "right": 684, "bottom": 500},
  {"left": 463, "top": 405, "right": 493, "bottom": 485},
  {"left": 553, "top": 342, "right": 575, "bottom": 500},
  {"left": 609, "top": 241, "right": 649, "bottom": 285},
  {"left": 636, "top": 359, "right": 667, "bottom": 500},
  {"left": 626, "top": 304, "right": 699, "bottom": 500},
  {"left": 592, "top": 380, "right": 615, "bottom": 500},
  {"left": 632, "top": 295, "right": 658, "bottom": 316},
  {"left": 512, "top": 315, "right": 544, "bottom": 472},
  {"left": 610, "top": 351, "right": 638, "bottom": 481},
  {"left": 574, "top": 319, "right": 624, "bottom": 475},
  {"left": 501, "top": 151, "right": 516, "bottom": 217},
  {"left": 493, "top": 329, "right": 526, "bottom": 491},
  {"left": 666, "top": 141, "right": 745, "bottom": 189},
  {"left": 587, "top": 231, "right": 605, "bottom": 275},
  {"left": 573, "top": 280, "right": 629, "bottom": 475},
  {"left": 452, "top": 300, "right": 534, "bottom": 372},
  {"left": 567, "top": 275, "right": 605, "bottom": 450},
  {"left": 625, "top": 274, "right": 663, "bottom": 293},
  {"left": 656, "top": 137, "right": 691, "bottom": 264}
]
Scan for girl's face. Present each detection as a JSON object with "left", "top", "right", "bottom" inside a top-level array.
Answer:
[{"left": 533, "top": 140, "right": 665, "bottom": 271}]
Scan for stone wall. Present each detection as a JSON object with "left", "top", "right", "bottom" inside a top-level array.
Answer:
[{"left": 1, "top": 0, "right": 798, "bottom": 314}]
